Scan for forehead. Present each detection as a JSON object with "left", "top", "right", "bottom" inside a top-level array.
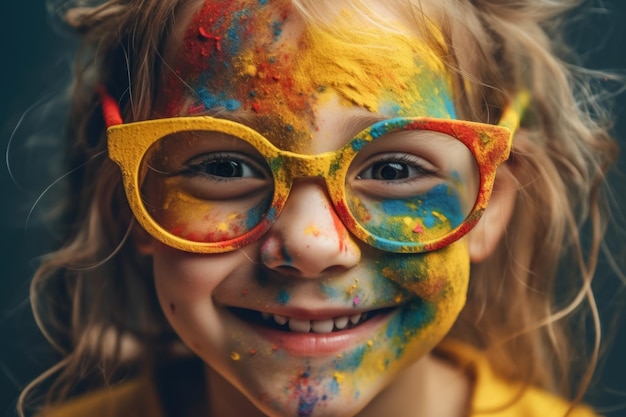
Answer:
[{"left": 160, "top": 0, "right": 455, "bottom": 151}]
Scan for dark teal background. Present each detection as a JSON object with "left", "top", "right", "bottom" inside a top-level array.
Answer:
[{"left": 1, "top": 1, "right": 624, "bottom": 416}]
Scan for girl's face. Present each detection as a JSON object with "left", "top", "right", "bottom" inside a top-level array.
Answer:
[{"left": 150, "top": 1, "right": 474, "bottom": 416}]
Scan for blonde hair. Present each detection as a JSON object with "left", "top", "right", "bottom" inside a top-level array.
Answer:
[{"left": 20, "top": 0, "right": 619, "bottom": 415}]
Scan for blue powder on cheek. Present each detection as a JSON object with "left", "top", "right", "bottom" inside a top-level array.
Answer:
[
  {"left": 319, "top": 283, "right": 341, "bottom": 300},
  {"left": 380, "top": 183, "right": 465, "bottom": 229},
  {"left": 246, "top": 195, "right": 273, "bottom": 230},
  {"left": 276, "top": 290, "right": 290, "bottom": 305},
  {"left": 334, "top": 345, "right": 367, "bottom": 372},
  {"left": 385, "top": 301, "right": 436, "bottom": 358}
]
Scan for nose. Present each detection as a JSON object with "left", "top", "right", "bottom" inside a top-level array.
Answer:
[{"left": 259, "top": 180, "right": 361, "bottom": 278}]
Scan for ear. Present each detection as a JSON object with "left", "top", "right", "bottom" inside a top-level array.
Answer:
[
  {"left": 468, "top": 164, "right": 518, "bottom": 263},
  {"left": 131, "top": 222, "right": 155, "bottom": 255}
]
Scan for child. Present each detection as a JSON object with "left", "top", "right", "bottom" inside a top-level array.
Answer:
[{"left": 19, "top": 0, "right": 620, "bottom": 416}]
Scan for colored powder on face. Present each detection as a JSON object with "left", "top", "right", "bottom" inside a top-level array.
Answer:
[
  {"left": 292, "top": 25, "right": 453, "bottom": 117},
  {"left": 246, "top": 197, "right": 271, "bottom": 229},
  {"left": 348, "top": 183, "right": 465, "bottom": 245},
  {"left": 319, "top": 283, "right": 341, "bottom": 299},
  {"left": 166, "top": 2, "right": 456, "bottom": 154},
  {"left": 276, "top": 289, "right": 291, "bottom": 305},
  {"left": 385, "top": 300, "right": 436, "bottom": 358},
  {"left": 334, "top": 344, "right": 367, "bottom": 372},
  {"left": 272, "top": 20, "right": 283, "bottom": 41},
  {"left": 330, "top": 372, "right": 343, "bottom": 395},
  {"left": 297, "top": 391, "right": 319, "bottom": 417},
  {"left": 198, "top": 88, "right": 241, "bottom": 111}
]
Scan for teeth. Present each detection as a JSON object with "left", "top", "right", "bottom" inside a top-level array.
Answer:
[
  {"left": 349, "top": 313, "right": 362, "bottom": 324},
  {"left": 289, "top": 318, "right": 311, "bottom": 333},
  {"left": 311, "top": 319, "right": 335, "bottom": 333},
  {"left": 262, "top": 312, "right": 368, "bottom": 334},
  {"left": 334, "top": 316, "right": 349, "bottom": 330},
  {"left": 274, "top": 314, "right": 288, "bottom": 326}
]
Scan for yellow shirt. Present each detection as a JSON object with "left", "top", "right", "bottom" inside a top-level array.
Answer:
[{"left": 41, "top": 343, "right": 598, "bottom": 417}]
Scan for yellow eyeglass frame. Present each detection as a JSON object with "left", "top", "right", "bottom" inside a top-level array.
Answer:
[{"left": 101, "top": 88, "right": 528, "bottom": 254}]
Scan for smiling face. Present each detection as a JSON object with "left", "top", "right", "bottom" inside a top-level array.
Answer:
[{"left": 148, "top": 1, "right": 474, "bottom": 416}]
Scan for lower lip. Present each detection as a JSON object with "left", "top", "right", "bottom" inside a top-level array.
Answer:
[{"left": 238, "top": 310, "right": 395, "bottom": 357}]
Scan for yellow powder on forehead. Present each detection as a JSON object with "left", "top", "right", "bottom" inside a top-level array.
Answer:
[{"left": 294, "top": 21, "right": 450, "bottom": 114}]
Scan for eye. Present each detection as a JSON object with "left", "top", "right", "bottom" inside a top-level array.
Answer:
[
  {"left": 357, "top": 154, "right": 437, "bottom": 181},
  {"left": 183, "top": 152, "right": 267, "bottom": 180}
]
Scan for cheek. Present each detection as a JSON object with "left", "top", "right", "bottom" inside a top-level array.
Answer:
[
  {"left": 372, "top": 241, "right": 470, "bottom": 360},
  {"left": 378, "top": 242, "right": 470, "bottom": 304},
  {"left": 151, "top": 244, "right": 240, "bottom": 314}
]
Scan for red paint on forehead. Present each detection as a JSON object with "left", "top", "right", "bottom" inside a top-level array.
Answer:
[
  {"left": 162, "top": 0, "right": 315, "bottom": 130},
  {"left": 183, "top": 0, "right": 242, "bottom": 72}
]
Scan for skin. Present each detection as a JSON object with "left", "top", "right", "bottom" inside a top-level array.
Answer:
[{"left": 143, "top": 1, "right": 498, "bottom": 416}]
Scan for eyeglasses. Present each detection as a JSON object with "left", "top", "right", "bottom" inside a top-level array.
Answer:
[{"left": 101, "top": 88, "right": 527, "bottom": 254}]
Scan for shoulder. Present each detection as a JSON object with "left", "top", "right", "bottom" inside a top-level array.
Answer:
[
  {"left": 436, "top": 341, "right": 600, "bottom": 417},
  {"left": 39, "top": 377, "right": 163, "bottom": 417}
]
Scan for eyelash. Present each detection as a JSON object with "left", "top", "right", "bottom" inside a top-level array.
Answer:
[
  {"left": 181, "top": 152, "right": 268, "bottom": 180},
  {"left": 357, "top": 153, "right": 438, "bottom": 181}
]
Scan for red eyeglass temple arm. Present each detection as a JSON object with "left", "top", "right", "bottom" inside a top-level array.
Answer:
[{"left": 97, "top": 86, "right": 123, "bottom": 127}]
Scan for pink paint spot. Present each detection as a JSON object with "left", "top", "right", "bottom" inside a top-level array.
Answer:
[
  {"left": 413, "top": 224, "right": 423, "bottom": 234},
  {"left": 353, "top": 296, "right": 361, "bottom": 306},
  {"left": 188, "top": 103, "right": 206, "bottom": 114}
]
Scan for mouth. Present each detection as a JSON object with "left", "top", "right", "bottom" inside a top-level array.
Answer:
[{"left": 229, "top": 307, "right": 395, "bottom": 334}]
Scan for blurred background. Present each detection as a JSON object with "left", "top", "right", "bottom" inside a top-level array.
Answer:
[{"left": 0, "top": 1, "right": 625, "bottom": 416}]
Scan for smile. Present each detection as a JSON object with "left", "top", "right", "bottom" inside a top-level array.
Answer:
[
  {"left": 260, "top": 310, "right": 372, "bottom": 333},
  {"left": 228, "top": 306, "right": 397, "bottom": 355}
]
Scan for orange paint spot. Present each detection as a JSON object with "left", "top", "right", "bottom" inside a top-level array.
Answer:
[{"left": 329, "top": 206, "right": 350, "bottom": 253}]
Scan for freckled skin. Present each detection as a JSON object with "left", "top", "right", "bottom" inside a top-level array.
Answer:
[{"left": 148, "top": 1, "right": 474, "bottom": 417}]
